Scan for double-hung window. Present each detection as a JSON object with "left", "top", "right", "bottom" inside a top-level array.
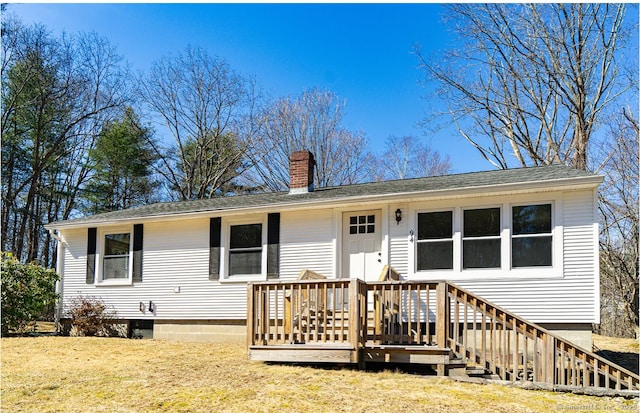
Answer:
[
  {"left": 416, "top": 211, "right": 453, "bottom": 270},
  {"left": 228, "top": 223, "right": 263, "bottom": 276},
  {"left": 463, "top": 207, "right": 501, "bottom": 269},
  {"left": 511, "top": 204, "right": 552, "bottom": 267},
  {"left": 102, "top": 232, "right": 131, "bottom": 281}
]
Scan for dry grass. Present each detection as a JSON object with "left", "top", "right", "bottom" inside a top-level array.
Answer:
[
  {"left": 594, "top": 334, "right": 639, "bottom": 354},
  {"left": 2, "top": 336, "right": 637, "bottom": 412}
]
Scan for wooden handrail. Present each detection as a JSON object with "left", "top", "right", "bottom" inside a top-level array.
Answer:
[
  {"left": 248, "top": 278, "right": 639, "bottom": 390},
  {"left": 444, "top": 282, "right": 640, "bottom": 390},
  {"left": 248, "top": 278, "right": 367, "bottom": 354}
]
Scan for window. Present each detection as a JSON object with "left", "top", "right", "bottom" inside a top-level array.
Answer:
[
  {"left": 349, "top": 214, "right": 375, "bottom": 234},
  {"left": 416, "top": 211, "right": 453, "bottom": 270},
  {"left": 463, "top": 208, "right": 501, "bottom": 269},
  {"left": 229, "top": 223, "right": 262, "bottom": 276},
  {"left": 102, "top": 232, "right": 131, "bottom": 280},
  {"left": 512, "top": 204, "right": 552, "bottom": 267}
]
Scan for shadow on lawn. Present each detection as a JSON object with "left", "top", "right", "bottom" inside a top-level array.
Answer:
[
  {"left": 595, "top": 349, "right": 639, "bottom": 375},
  {"left": 265, "top": 361, "right": 441, "bottom": 376},
  {"left": 267, "top": 351, "right": 640, "bottom": 378}
]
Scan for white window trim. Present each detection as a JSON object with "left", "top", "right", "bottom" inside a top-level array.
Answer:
[
  {"left": 507, "top": 199, "right": 564, "bottom": 278},
  {"left": 409, "top": 196, "right": 563, "bottom": 280},
  {"left": 220, "top": 215, "right": 267, "bottom": 282},
  {"left": 461, "top": 205, "right": 503, "bottom": 271},
  {"left": 510, "top": 203, "right": 554, "bottom": 268},
  {"left": 414, "top": 208, "right": 455, "bottom": 272},
  {"left": 96, "top": 225, "right": 133, "bottom": 286}
]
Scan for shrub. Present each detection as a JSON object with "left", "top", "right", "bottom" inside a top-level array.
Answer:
[
  {"left": 1, "top": 252, "right": 59, "bottom": 335},
  {"left": 68, "top": 295, "right": 125, "bottom": 337}
]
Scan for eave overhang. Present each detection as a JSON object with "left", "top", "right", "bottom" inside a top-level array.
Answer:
[{"left": 45, "top": 173, "right": 603, "bottom": 231}]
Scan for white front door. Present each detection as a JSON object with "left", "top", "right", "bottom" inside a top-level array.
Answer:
[{"left": 342, "top": 210, "right": 383, "bottom": 281}]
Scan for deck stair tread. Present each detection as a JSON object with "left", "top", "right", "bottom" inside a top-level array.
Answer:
[{"left": 465, "top": 367, "right": 489, "bottom": 376}]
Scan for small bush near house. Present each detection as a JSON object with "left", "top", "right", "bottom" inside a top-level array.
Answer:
[
  {"left": 68, "top": 296, "right": 125, "bottom": 337},
  {"left": 1, "top": 252, "right": 59, "bottom": 335}
]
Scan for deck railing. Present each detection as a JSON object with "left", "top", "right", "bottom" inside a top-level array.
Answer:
[
  {"left": 367, "top": 281, "right": 438, "bottom": 345},
  {"left": 248, "top": 277, "right": 639, "bottom": 391},
  {"left": 444, "top": 282, "right": 640, "bottom": 390},
  {"left": 247, "top": 279, "right": 367, "bottom": 349}
]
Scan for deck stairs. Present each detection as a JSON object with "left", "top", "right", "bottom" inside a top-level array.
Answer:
[{"left": 247, "top": 268, "right": 640, "bottom": 393}]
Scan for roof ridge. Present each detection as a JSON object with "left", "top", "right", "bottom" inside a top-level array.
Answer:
[{"left": 47, "top": 164, "right": 600, "bottom": 228}]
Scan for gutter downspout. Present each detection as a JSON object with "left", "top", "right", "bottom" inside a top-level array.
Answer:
[{"left": 49, "top": 229, "right": 65, "bottom": 334}]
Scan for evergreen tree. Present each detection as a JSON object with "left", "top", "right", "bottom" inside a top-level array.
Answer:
[{"left": 83, "top": 108, "right": 159, "bottom": 214}]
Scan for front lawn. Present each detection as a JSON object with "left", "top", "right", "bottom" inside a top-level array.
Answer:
[{"left": 1, "top": 336, "right": 636, "bottom": 412}]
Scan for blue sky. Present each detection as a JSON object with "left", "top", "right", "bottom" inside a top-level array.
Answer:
[{"left": 9, "top": 3, "right": 490, "bottom": 172}]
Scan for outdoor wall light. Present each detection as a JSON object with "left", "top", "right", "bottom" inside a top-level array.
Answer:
[
  {"left": 139, "top": 302, "right": 145, "bottom": 312},
  {"left": 395, "top": 208, "right": 402, "bottom": 225},
  {"left": 149, "top": 301, "right": 155, "bottom": 313}
]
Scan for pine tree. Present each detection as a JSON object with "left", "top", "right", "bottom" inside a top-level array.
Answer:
[{"left": 83, "top": 108, "right": 159, "bottom": 214}]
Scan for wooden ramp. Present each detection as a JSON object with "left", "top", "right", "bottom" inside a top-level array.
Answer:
[{"left": 247, "top": 272, "right": 640, "bottom": 392}]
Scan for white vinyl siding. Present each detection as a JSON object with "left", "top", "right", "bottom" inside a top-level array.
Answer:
[
  {"left": 60, "top": 228, "right": 92, "bottom": 312},
  {"left": 441, "top": 190, "right": 597, "bottom": 323},
  {"left": 403, "top": 190, "right": 597, "bottom": 323},
  {"left": 388, "top": 204, "right": 409, "bottom": 275},
  {"left": 279, "top": 210, "right": 335, "bottom": 279},
  {"left": 59, "top": 213, "right": 337, "bottom": 321},
  {"left": 56, "top": 188, "right": 599, "bottom": 326},
  {"left": 61, "top": 219, "right": 245, "bottom": 319}
]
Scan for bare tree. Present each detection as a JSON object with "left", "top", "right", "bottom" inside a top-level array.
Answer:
[
  {"left": 417, "top": 3, "right": 631, "bottom": 170},
  {"left": 417, "top": 4, "right": 638, "bottom": 339},
  {"left": 595, "top": 108, "right": 639, "bottom": 338},
  {"left": 371, "top": 135, "right": 451, "bottom": 181},
  {"left": 1, "top": 17, "right": 128, "bottom": 266},
  {"left": 247, "top": 88, "right": 372, "bottom": 192},
  {"left": 139, "top": 46, "right": 260, "bottom": 200}
]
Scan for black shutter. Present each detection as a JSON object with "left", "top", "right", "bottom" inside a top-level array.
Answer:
[
  {"left": 132, "top": 224, "right": 143, "bottom": 282},
  {"left": 209, "top": 217, "right": 221, "bottom": 280},
  {"left": 267, "top": 213, "right": 280, "bottom": 279},
  {"left": 86, "top": 227, "right": 97, "bottom": 284}
]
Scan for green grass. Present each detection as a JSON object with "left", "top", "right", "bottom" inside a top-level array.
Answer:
[{"left": 1, "top": 336, "right": 637, "bottom": 412}]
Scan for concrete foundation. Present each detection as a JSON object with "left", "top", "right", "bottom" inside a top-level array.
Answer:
[
  {"left": 538, "top": 323, "right": 593, "bottom": 349},
  {"left": 153, "top": 320, "right": 246, "bottom": 343}
]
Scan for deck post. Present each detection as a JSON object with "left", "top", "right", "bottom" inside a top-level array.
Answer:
[
  {"left": 545, "top": 334, "right": 556, "bottom": 384},
  {"left": 284, "top": 287, "right": 291, "bottom": 336},
  {"left": 435, "top": 282, "right": 450, "bottom": 376},
  {"left": 246, "top": 283, "right": 255, "bottom": 349},
  {"left": 374, "top": 286, "right": 381, "bottom": 342},
  {"left": 436, "top": 282, "right": 449, "bottom": 349},
  {"left": 349, "top": 279, "right": 362, "bottom": 364}
]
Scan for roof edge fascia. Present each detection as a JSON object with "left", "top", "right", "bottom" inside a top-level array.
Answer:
[{"left": 46, "top": 174, "right": 603, "bottom": 230}]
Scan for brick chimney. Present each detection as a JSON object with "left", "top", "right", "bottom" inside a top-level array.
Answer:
[{"left": 289, "top": 150, "right": 315, "bottom": 194}]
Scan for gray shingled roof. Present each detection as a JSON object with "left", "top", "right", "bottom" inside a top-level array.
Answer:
[{"left": 47, "top": 165, "right": 601, "bottom": 228}]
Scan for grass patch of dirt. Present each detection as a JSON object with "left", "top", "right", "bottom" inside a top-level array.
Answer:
[{"left": 1, "top": 336, "right": 637, "bottom": 412}]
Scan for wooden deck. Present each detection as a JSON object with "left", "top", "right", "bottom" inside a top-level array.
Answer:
[{"left": 247, "top": 271, "right": 640, "bottom": 391}]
